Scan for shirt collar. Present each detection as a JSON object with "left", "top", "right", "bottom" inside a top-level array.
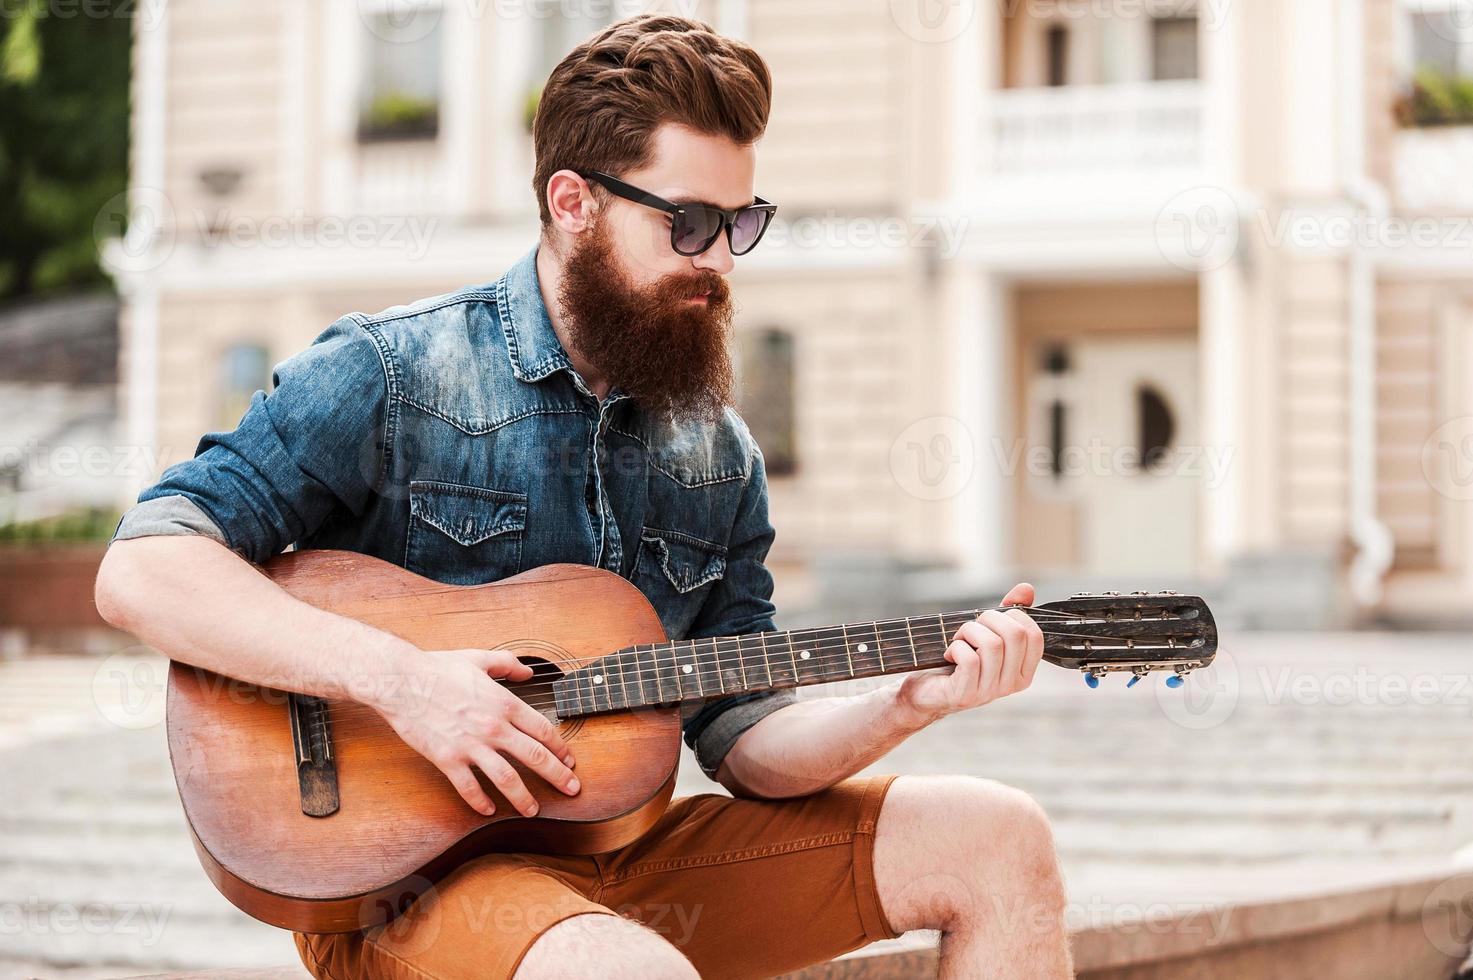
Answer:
[
  {"left": 498, "top": 243, "right": 575, "bottom": 383},
  {"left": 497, "top": 242, "right": 631, "bottom": 405}
]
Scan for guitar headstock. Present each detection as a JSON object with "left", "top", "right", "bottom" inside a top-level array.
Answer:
[{"left": 1032, "top": 591, "right": 1217, "bottom": 689}]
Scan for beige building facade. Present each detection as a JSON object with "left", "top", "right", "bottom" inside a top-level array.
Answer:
[{"left": 108, "top": 0, "right": 1473, "bottom": 626}]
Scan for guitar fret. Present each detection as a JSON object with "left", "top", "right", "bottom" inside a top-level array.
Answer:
[
  {"left": 638, "top": 644, "right": 659, "bottom": 705},
  {"left": 846, "top": 621, "right": 884, "bottom": 679},
  {"left": 697, "top": 638, "right": 724, "bottom": 694},
  {"left": 904, "top": 616, "right": 919, "bottom": 666},
  {"left": 764, "top": 630, "right": 797, "bottom": 689},
  {"left": 758, "top": 633, "right": 775, "bottom": 688},
  {"left": 658, "top": 645, "right": 680, "bottom": 704},
  {"left": 596, "top": 659, "right": 612, "bottom": 712},
  {"left": 579, "top": 667, "right": 594, "bottom": 716},
  {"left": 685, "top": 638, "right": 703, "bottom": 698},
  {"left": 840, "top": 623, "right": 855, "bottom": 677},
  {"left": 734, "top": 635, "right": 749, "bottom": 690},
  {"left": 608, "top": 649, "right": 627, "bottom": 709},
  {"left": 713, "top": 636, "right": 742, "bottom": 693},
  {"left": 799, "top": 626, "right": 847, "bottom": 684}
]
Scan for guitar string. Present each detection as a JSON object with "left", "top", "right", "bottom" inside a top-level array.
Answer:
[
  {"left": 314, "top": 606, "right": 1205, "bottom": 719},
  {"left": 552, "top": 604, "right": 1203, "bottom": 688},
  {"left": 318, "top": 610, "right": 1206, "bottom": 720},
  {"left": 534, "top": 627, "right": 1203, "bottom": 714}
]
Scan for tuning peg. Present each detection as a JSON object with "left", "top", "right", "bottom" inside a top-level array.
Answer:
[
  {"left": 1083, "top": 670, "right": 1102, "bottom": 689},
  {"left": 1126, "top": 669, "right": 1148, "bottom": 689},
  {"left": 1165, "top": 673, "right": 1185, "bottom": 689}
]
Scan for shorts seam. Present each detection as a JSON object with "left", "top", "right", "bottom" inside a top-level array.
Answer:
[
  {"left": 854, "top": 774, "right": 903, "bottom": 941},
  {"left": 362, "top": 933, "right": 444, "bottom": 980},
  {"left": 296, "top": 936, "right": 345, "bottom": 980},
  {"left": 508, "top": 909, "right": 623, "bottom": 977},
  {"left": 603, "top": 830, "right": 858, "bottom": 885}
]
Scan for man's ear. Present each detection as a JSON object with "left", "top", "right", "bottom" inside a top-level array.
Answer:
[{"left": 545, "top": 170, "right": 598, "bottom": 234}]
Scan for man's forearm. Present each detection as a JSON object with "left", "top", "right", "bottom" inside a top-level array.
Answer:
[
  {"left": 715, "top": 682, "right": 936, "bottom": 799},
  {"left": 95, "top": 535, "right": 417, "bottom": 708}
]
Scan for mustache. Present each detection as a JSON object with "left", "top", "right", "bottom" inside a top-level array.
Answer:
[{"left": 657, "top": 270, "right": 729, "bottom": 302}]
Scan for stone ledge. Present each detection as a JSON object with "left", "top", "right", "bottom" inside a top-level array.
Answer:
[
  {"left": 124, "top": 864, "right": 1473, "bottom": 980},
  {"left": 782, "top": 862, "right": 1473, "bottom": 979}
]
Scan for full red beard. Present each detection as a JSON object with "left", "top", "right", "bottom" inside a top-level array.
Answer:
[{"left": 556, "top": 218, "right": 735, "bottom": 423}]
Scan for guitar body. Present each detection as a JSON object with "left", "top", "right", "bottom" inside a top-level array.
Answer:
[{"left": 166, "top": 550, "right": 680, "bottom": 933}]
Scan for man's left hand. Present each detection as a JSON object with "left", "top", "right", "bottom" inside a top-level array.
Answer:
[{"left": 894, "top": 583, "right": 1044, "bottom": 725}]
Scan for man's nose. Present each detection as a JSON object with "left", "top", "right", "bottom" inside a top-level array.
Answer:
[{"left": 692, "top": 230, "right": 735, "bottom": 275}]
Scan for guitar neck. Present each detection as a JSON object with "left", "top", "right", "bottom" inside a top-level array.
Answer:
[{"left": 552, "top": 607, "right": 1043, "bottom": 719}]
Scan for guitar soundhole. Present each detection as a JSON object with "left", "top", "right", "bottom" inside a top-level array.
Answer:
[{"left": 501, "top": 648, "right": 585, "bottom": 739}]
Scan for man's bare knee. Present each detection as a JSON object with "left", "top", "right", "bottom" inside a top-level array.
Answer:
[
  {"left": 877, "top": 775, "right": 1064, "bottom": 933},
  {"left": 514, "top": 912, "right": 698, "bottom": 980}
]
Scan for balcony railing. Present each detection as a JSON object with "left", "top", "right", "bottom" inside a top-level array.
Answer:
[
  {"left": 1394, "top": 125, "right": 1473, "bottom": 212},
  {"left": 981, "top": 80, "right": 1204, "bottom": 178},
  {"left": 354, "top": 139, "right": 445, "bottom": 216}
]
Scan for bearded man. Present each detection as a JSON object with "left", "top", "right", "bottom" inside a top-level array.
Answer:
[{"left": 95, "top": 15, "right": 1072, "bottom": 980}]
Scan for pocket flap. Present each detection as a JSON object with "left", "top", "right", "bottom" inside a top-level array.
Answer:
[
  {"left": 641, "top": 528, "right": 727, "bottom": 594},
  {"left": 409, "top": 481, "right": 527, "bottom": 547}
]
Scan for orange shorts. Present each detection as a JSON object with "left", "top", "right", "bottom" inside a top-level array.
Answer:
[{"left": 294, "top": 775, "right": 900, "bottom": 980}]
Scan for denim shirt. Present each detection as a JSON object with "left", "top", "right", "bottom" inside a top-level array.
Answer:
[{"left": 115, "top": 244, "right": 794, "bottom": 776}]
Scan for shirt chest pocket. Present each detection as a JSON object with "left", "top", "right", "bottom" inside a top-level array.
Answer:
[
  {"left": 406, "top": 480, "right": 527, "bottom": 586},
  {"left": 634, "top": 527, "right": 727, "bottom": 640}
]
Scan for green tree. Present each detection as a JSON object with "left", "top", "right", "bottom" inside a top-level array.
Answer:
[{"left": 0, "top": 1, "right": 131, "bottom": 301}]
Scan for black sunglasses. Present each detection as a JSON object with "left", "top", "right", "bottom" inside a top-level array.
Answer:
[{"left": 580, "top": 170, "right": 777, "bottom": 257}]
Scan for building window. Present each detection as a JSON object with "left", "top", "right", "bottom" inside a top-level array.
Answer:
[
  {"left": 219, "top": 344, "right": 271, "bottom": 429},
  {"left": 524, "top": 0, "right": 621, "bottom": 129},
  {"left": 737, "top": 328, "right": 797, "bottom": 476},
  {"left": 1150, "top": 16, "right": 1199, "bottom": 81},
  {"left": 359, "top": 6, "right": 443, "bottom": 142},
  {"left": 1042, "top": 344, "right": 1071, "bottom": 480},
  {"left": 1045, "top": 25, "right": 1070, "bottom": 87},
  {"left": 1410, "top": 9, "right": 1464, "bottom": 76},
  {"left": 1136, "top": 384, "right": 1175, "bottom": 473},
  {"left": 1398, "top": 5, "right": 1473, "bottom": 126}
]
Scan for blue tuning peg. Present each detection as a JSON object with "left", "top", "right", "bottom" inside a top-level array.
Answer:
[
  {"left": 1083, "top": 671, "right": 1100, "bottom": 689},
  {"left": 1126, "top": 674, "right": 1141, "bottom": 689},
  {"left": 1165, "top": 674, "right": 1185, "bottom": 689}
]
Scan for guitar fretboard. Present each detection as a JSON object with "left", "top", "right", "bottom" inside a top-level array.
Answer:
[{"left": 551, "top": 610, "right": 986, "bottom": 718}]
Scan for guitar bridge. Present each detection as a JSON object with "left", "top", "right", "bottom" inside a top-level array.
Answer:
[{"left": 288, "top": 693, "right": 340, "bottom": 817}]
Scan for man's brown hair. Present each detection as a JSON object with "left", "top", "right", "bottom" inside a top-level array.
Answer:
[{"left": 532, "top": 15, "right": 772, "bottom": 226}]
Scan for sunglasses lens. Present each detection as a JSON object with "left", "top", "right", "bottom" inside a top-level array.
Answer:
[
  {"left": 672, "top": 208, "right": 723, "bottom": 255},
  {"left": 730, "top": 208, "right": 771, "bottom": 255}
]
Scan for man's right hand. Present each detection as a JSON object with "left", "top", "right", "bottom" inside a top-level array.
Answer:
[{"left": 371, "top": 648, "right": 580, "bottom": 817}]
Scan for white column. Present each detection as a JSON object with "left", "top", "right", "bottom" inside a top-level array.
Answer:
[
  {"left": 441, "top": 1, "right": 478, "bottom": 217},
  {"left": 950, "top": 269, "right": 1010, "bottom": 583},
  {"left": 320, "top": 1, "right": 361, "bottom": 215},
  {"left": 123, "top": 3, "right": 169, "bottom": 500},
  {"left": 1196, "top": 0, "right": 1245, "bottom": 572},
  {"left": 489, "top": 9, "right": 538, "bottom": 218}
]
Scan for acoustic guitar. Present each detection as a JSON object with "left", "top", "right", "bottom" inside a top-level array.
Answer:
[{"left": 166, "top": 549, "right": 1218, "bottom": 932}]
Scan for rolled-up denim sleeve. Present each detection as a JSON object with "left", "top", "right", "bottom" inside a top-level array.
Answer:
[
  {"left": 680, "top": 442, "right": 797, "bottom": 778},
  {"left": 130, "top": 316, "right": 390, "bottom": 564}
]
